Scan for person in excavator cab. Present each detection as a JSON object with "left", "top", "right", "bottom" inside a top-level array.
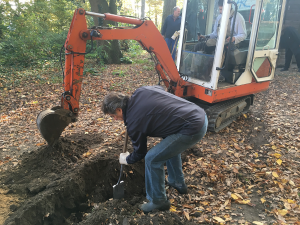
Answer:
[
  {"left": 102, "top": 86, "right": 208, "bottom": 213},
  {"left": 194, "top": 0, "right": 246, "bottom": 54}
]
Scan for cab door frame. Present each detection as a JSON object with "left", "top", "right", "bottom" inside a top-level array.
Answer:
[{"left": 246, "top": 0, "right": 286, "bottom": 82}]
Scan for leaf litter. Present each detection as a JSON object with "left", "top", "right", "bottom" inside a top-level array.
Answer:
[{"left": 0, "top": 57, "right": 300, "bottom": 224}]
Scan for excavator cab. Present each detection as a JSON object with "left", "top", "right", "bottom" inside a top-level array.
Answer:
[{"left": 177, "top": 0, "right": 285, "bottom": 89}]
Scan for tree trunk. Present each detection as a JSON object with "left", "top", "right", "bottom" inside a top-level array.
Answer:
[
  {"left": 161, "top": 0, "right": 176, "bottom": 29},
  {"left": 88, "top": 0, "right": 122, "bottom": 64},
  {"left": 141, "top": 0, "right": 145, "bottom": 18}
]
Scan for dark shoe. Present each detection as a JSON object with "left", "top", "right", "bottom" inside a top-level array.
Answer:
[
  {"left": 167, "top": 181, "right": 188, "bottom": 194},
  {"left": 280, "top": 68, "right": 288, "bottom": 71},
  {"left": 140, "top": 199, "right": 171, "bottom": 213}
]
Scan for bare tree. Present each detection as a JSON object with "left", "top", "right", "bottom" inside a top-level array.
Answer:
[{"left": 141, "top": 0, "right": 145, "bottom": 18}]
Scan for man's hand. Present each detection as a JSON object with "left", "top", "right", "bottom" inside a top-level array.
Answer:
[
  {"left": 119, "top": 152, "right": 130, "bottom": 165},
  {"left": 226, "top": 36, "right": 235, "bottom": 43},
  {"left": 198, "top": 34, "right": 206, "bottom": 40}
]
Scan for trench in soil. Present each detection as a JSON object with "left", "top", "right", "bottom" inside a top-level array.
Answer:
[{"left": 2, "top": 133, "right": 146, "bottom": 225}]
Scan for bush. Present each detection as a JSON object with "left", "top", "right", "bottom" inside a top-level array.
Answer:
[{"left": 0, "top": 30, "right": 68, "bottom": 68}]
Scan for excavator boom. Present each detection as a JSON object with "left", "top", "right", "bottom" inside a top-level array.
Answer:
[{"left": 37, "top": 9, "right": 184, "bottom": 145}]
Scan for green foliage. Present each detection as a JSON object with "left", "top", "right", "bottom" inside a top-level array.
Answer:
[
  {"left": 0, "top": 31, "right": 68, "bottom": 67},
  {"left": 83, "top": 67, "right": 99, "bottom": 76},
  {"left": 0, "top": 0, "right": 89, "bottom": 68},
  {"left": 126, "top": 40, "right": 144, "bottom": 59},
  {"left": 85, "top": 42, "right": 110, "bottom": 66},
  {"left": 120, "top": 56, "right": 133, "bottom": 64},
  {"left": 0, "top": 4, "right": 5, "bottom": 39},
  {"left": 134, "top": 58, "right": 149, "bottom": 64},
  {"left": 112, "top": 70, "right": 126, "bottom": 77},
  {"left": 142, "top": 65, "right": 153, "bottom": 71},
  {"left": 0, "top": 0, "right": 159, "bottom": 86}
]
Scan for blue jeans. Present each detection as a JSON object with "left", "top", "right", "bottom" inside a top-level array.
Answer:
[
  {"left": 165, "top": 38, "right": 178, "bottom": 61},
  {"left": 145, "top": 115, "right": 208, "bottom": 202}
]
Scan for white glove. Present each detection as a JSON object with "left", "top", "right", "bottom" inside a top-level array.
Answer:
[{"left": 119, "top": 151, "right": 130, "bottom": 165}]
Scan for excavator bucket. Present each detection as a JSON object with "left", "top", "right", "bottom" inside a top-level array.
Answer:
[{"left": 37, "top": 107, "right": 74, "bottom": 146}]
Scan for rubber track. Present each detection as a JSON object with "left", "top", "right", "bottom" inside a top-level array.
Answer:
[{"left": 205, "top": 95, "right": 253, "bottom": 132}]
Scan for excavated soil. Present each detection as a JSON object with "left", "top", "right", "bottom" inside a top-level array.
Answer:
[
  {"left": 1, "top": 133, "right": 147, "bottom": 225},
  {"left": 1, "top": 132, "right": 198, "bottom": 225}
]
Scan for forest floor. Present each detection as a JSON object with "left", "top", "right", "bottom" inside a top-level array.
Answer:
[{"left": 0, "top": 54, "right": 300, "bottom": 225}]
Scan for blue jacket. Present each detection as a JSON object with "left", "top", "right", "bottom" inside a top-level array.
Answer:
[
  {"left": 161, "top": 15, "right": 181, "bottom": 39},
  {"left": 123, "top": 86, "right": 206, "bottom": 164}
]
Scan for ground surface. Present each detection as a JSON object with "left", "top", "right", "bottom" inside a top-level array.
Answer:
[{"left": 0, "top": 57, "right": 300, "bottom": 225}]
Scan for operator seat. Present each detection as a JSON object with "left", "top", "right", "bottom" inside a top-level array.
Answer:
[
  {"left": 221, "top": 39, "right": 250, "bottom": 84},
  {"left": 226, "top": 39, "right": 249, "bottom": 66}
]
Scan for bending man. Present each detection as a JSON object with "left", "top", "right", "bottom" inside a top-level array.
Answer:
[{"left": 102, "top": 86, "right": 207, "bottom": 213}]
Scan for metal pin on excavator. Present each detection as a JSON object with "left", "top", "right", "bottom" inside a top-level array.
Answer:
[{"left": 37, "top": 0, "right": 287, "bottom": 145}]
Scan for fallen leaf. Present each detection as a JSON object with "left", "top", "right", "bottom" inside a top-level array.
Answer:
[
  {"left": 276, "top": 159, "right": 282, "bottom": 165},
  {"left": 233, "top": 167, "right": 239, "bottom": 173},
  {"left": 201, "top": 201, "right": 210, "bottom": 206},
  {"left": 272, "top": 172, "right": 279, "bottom": 178},
  {"left": 261, "top": 198, "right": 266, "bottom": 203},
  {"left": 213, "top": 216, "right": 225, "bottom": 223},
  {"left": 182, "top": 204, "right": 194, "bottom": 209},
  {"left": 183, "top": 211, "right": 190, "bottom": 220},
  {"left": 272, "top": 153, "right": 281, "bottom": 158},
  {"left": 83, "top": 152, "right": 91, "bottom": 158},
  {"left": 277, "top": 214, "right": 286, "bottom": 223},
  {"left": 289, "top": 180, "right": 295, "bottom": 186},
  {"left": 231, "top": 193, "right": 243, "bottom": 200},
  {"left": 169, "top": 206, "right": 177, "bottom": 212},
  {"left": 277, "top": 209, "right": 288, "bottom": 216},
  {"left": 253, "top": 222, "right": 265, "bottom": 225},
  {"left": 278, "top": 183, "right": 284, "bottom": 191},
  {"left": 237, "top": 199, "right": 251, "bottom": 204},
  {"left": 36, "top": 143, "right": 45, "bottom": 146},
  {"left": 234, "top": 143, "right": 241, "bottom": 150}
]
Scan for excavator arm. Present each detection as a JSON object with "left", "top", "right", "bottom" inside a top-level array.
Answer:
[
  {"left": 37, "top": 8, "right": 187, "bottom": 145},
  {"left": 63, "top": 8, "right": 186, "bottom": 113}
]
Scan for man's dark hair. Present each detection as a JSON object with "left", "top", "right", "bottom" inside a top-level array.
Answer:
[
  {"left": 101, "top": 92, "right": 129, "bottom": 115},
  {"left": 218, "top": 0, "right": 223, "bottom": 6}
]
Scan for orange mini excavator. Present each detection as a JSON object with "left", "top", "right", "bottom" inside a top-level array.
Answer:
[{"left": 37, "top": 0, "right": 287, "bottom": 145}]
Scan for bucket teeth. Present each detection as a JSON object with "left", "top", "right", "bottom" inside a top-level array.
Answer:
[{"left": 36, "top": 107, "right": 74, "bottom": 145}]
